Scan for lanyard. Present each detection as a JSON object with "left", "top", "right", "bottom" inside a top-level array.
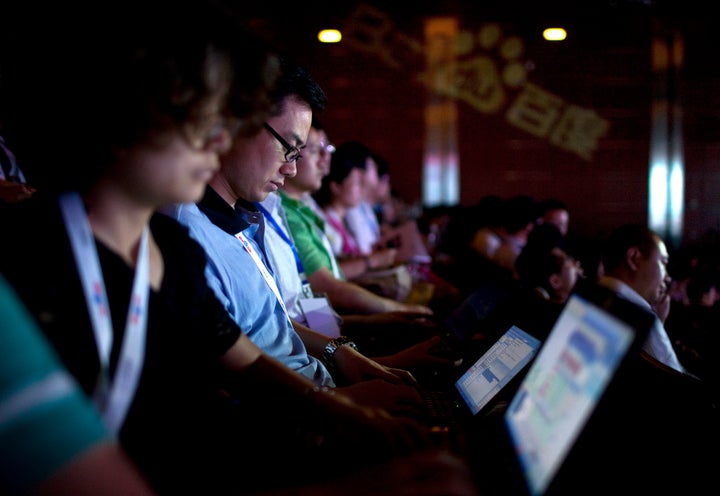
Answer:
[
  {"left": 59, "top": 192, "right": 149, "bottom": 435},
  {"left": 255, "top": 202, "right": 313, "bottom": 298},
  {"left": 234, "top": 230, "right": 292, "bottom": 324}
]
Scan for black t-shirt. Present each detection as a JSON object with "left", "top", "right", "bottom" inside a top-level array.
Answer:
[{"left": 0, "top": 193, "right": 242, "bottom": 492}]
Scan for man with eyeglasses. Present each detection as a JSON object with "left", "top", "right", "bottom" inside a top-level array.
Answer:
[
  {"left": 260, "top": 117, "right": 456, "bottom": 367},
  {"left": 166, "top": 56, "right": 430, "bottom": 417}
]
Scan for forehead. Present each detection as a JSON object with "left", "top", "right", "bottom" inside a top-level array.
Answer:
[
  {"left": 345, "top": 167, "right": 364, "bottom": 183},
  {"left": 655, "top": 238, "right": 669, "bottom": 259},
  {"left": 307, "top": 127, "right": 325, "bottom": 143}
]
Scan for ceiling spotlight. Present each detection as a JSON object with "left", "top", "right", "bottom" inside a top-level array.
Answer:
[
  {"left": 318, "top": 29, "right": 342, "bottom": 43},
  {"left": 543, "top": 28, "right": 567, "bottom": 41}
]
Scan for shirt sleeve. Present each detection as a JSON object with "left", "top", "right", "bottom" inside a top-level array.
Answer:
[
  {"left": 0, "top": 275, "right": 111, "bottom": 494},
  {"left": 282, "top": 200, "right": 335, "bottom": 278}
]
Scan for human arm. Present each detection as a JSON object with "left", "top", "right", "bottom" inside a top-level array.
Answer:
[
  {"left": 0, "top": 276, "right": 155, "bottom": 495},
  {"left": 291, "top": 320, "right": 427, "bottom": 416},
  {"left": 282, "top": 198, "right": 431, "bottom": 315},
  {"left": 308, "top": 266, "right": 433, "bottom": 315},
  {"left": 292, "top": 319, "right": 415, "bottom": 386},
  {"left": 341, "top": 310, "right": 440, "bottom": 340},
  {"left": 338, "top": 246, "right": 398, "bottom": 280},
  {"left": 219, "top": 333, "right": 433, "bottom": 454},
  {"left": 371, "top": 335, "right": 460, "bottom": 372}
]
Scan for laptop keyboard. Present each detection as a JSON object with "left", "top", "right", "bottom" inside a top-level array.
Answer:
[{"left": 422, "top": 388, "right": 460, "bottom": 424}]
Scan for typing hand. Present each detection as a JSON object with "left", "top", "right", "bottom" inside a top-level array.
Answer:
[
  {"left": 308, "top": 385, "right": 434, "bottom": 455},
  {"left": 374, "top": 335, "right": 460, "bottom": 371},
  {"left": 337, "top": 379, "right": 427, "bottom": 419},
  {"left": 333, "top": 344, "right": 416, "bottom": 386}
]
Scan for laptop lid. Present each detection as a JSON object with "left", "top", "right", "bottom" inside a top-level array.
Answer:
[
  {"left": 454, "top": 324, "right": 541, "bottom": 416},
  {"left": 503, "top": 280, "right": 655, "bottom": 496}
]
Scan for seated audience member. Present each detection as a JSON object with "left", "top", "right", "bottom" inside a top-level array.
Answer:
[
  {"left": 432, "top": 196, "right": 536, "bottom": 338},
  {"left": 279, "top": 133, "right": 433, "bottom": 316},
  {"left": 446, "top": 223, "right": 582, "bottom": 350},
  {"left": 343, "top": 143, "right": 386, "bottom": 256},
  {"left": 369, "top": 151, "right": 423, "bottom": 230},
  {"left": 571, "top": 224, "right": 720, "bottom": 493},
  {"left": 467, "top": 195, "right": 506, "bottom": 262},
  {"left": 353, "top": 148, "right": 461, "bottom": 312},
  {"left": 536, "top": 196, "right": 601, "bottom": 279},
  {"left": 0, "top": 274, "right": 477, "bottom": 496},
  {"left": 314, "top": 140, "right": 399, "bottom": 280},
  {"left": 345, "top": 147, "right": 430, "bottom": 265},
  {"left": 306, "top": 136, "right": 458, "bottom": 311},
  {"left": 664, "top": 265, "right": 720, "bottom": 390},
  {"left": 431, "top": 196, "right": 504, "bottom": 296},
  {"left": 0, "top": 5, "right": 478, "bottom": 495},
  {"left": 167, "top": 55, "right": 432, "bottom": 415},
  {"left": 598, "top": 224, "right": 684, "bottom": 372},
  {"left": 537, "top": 197, "right": 570, "bottom": 236},
  {"left": 258, "top": 125, "right": 456, "bottom": 367},
  {"left": 485, "top": 194, "right": 541, "bottom": 277},
  {"left": 0, "top": 274, "right": 156, "bottom": 496}
]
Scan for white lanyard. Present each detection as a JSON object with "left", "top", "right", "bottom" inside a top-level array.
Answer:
[
  {"left": 59, "top": 192, "right": 149, "bottom": 435},
  {"left": 254, "top": 201, "right": 313, "bottom": 299},
  {"left": 235, "top": 231, "right": 292, "bottom": 324}
]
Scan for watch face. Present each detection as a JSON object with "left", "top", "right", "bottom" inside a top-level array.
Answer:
[{"left": 322, "top": 337, "right": 357, "bottom": 366}]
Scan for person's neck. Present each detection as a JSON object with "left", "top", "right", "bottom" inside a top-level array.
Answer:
[
  {"left": 326, "top": 201, "right": 347, "bottom": 219},
  {"left": 83, "top": 181, "right": 154, "bottom": 266},
  {"left": 208, "top": 173, "right": 238, "bottom": 209},
  {"left": 280, "top": 182, "right": 304, "bottom": 200}
]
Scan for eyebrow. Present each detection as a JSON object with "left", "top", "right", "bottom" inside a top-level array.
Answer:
[{"left": 289, "top": 130, "right": 305, "bottom": 148}]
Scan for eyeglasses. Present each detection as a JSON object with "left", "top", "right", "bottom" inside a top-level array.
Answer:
[
  {"left": 264, "top": 123, "right": 303, "bottom": 163},
  {"left": 304, "top": 141, "right": 336, "bottom": 156}
]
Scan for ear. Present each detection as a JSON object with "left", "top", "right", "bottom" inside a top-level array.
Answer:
[{"left": 626, "top": 247, "right": 642, "bottom": 271}]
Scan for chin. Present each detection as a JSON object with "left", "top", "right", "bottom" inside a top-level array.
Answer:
[{"left": 180, "top": 185, "right": 207, "bottom": 204}]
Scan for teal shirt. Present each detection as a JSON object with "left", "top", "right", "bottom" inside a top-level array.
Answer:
[
  {"left": 280, "top": 190, "right": 345, "bottom": 280},
  {"left": 0, "top": 275, "right": 110, "bottom": 493}
]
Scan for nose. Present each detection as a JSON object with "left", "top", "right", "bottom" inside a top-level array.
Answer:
[{"left": 280, "top": 161, "right": 297, "bottom": 178}]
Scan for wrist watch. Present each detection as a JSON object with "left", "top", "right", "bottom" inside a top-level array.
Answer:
[{"left": 322, "top": 336, "right": 359, "bottom": 366}]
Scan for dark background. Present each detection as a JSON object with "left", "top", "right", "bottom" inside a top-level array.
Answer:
[
  {"left": 3, "top": 1, "right": 718, "bottom": 252},
  {"left": 228, "top": 0, "right": 720, "bottom": 251}
]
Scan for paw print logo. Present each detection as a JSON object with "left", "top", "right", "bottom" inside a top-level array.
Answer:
[{"left": 430, "top": 23, "right": 529, "bottom": 114}]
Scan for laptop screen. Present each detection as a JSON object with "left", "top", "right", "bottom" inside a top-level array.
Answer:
[
  {"left": 454, "top": 325, "right": 541, "bottom": 416},
  {"left": 503, "top": 292, "right": 637, "bottom": 496}
]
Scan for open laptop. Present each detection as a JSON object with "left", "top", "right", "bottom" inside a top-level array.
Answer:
[
  {"left": 468, "top": 280, "right": 656, "bottom": 495},
  {"left": 422, "top": 324, "right": 541, "bottom": 429}
]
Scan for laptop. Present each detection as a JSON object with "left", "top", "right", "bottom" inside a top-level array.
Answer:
[
  {"left": 469, "top": 280, "right": 656, "bottom": 496},
  {"left": 422, "top": 324, "right": 542, "bottom": 429}
]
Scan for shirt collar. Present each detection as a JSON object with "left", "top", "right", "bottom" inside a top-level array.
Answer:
[
  {"left": 197, "top": 187, "right": 250, "bottom": 235},
  {"left": 598, "top": 275, "right": 651, "bottom": 310}
]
